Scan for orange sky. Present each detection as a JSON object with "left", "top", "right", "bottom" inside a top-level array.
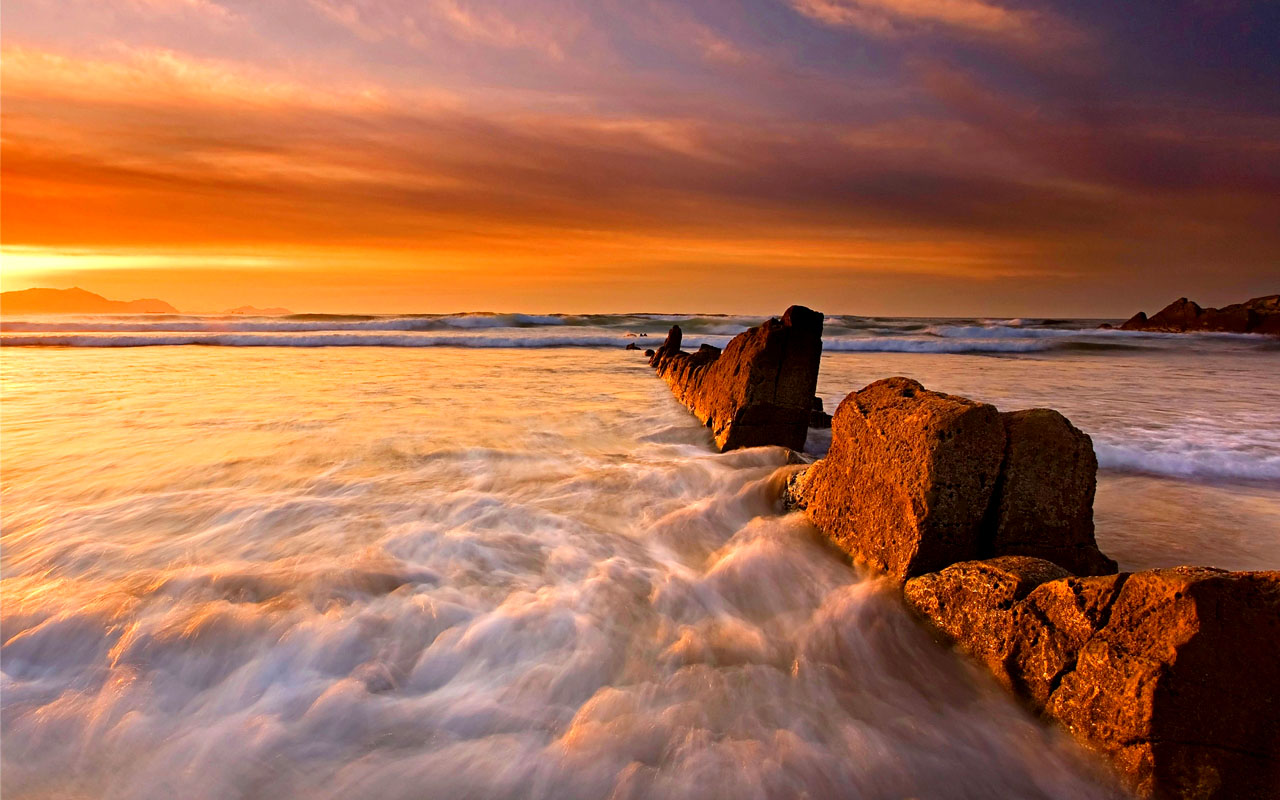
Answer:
[{"left": 2, "top": 1, "right": 1278, "bottom": 315}]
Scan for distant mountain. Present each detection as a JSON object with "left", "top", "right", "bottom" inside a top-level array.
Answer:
[
  {"left": 222, "top": 305, "right": 293, "bottom": 315},
  {"left": 0, "top": 287, "right": 179, "bottom": 315}
]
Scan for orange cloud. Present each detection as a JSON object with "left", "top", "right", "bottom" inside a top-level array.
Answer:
[{"left": 787, "top": 0, "right": 1076, "bottom": 48}]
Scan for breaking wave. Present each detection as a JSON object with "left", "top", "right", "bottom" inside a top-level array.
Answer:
[{"left": 1096, "top": 442, "right": 1280, "bottom": 482}]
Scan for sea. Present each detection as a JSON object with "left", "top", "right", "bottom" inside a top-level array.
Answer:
[{"left": 2, "top": 311, "right": 1278, "bottom": 799}]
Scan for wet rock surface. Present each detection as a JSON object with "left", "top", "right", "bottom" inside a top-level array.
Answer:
[
  {"left": 649, "top": 306, "right": 824, "bottom": 451},
  {"left": 1119, "top": 295, "right": 1280, "bottom": 335},
  {"left": 906, "top": 562, "right": 1280, "bottom": 799}
]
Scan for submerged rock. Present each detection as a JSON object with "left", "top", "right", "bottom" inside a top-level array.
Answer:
[
  {"left": 906, "top": 561, "right": 1280, "bottom": 799},
  {"left": 1119, "top": 295, "right": 1280, "bottom": 334},
  {"left": 648, "top": 306, "right": 824, "bottom": 451}
]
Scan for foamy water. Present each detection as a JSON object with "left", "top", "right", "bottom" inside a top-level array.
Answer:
[{"left": 3, "top": 314, "right": 1278, "bottom": 799}]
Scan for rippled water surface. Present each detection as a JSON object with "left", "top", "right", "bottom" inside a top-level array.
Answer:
[{"left": 3, "top": 320, "right": 1278, "bottom": 799}]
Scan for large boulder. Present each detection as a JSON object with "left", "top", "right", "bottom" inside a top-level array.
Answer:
[
  {"left": 990, "top": 409, "right": 1117, "bottom": 576},
  {"left": 906, "top": 561, "right": 1280, "bottom": 799},
  {"left": 649, "top": 306, "right": 823, "bottom": 451},
  {"left": 791, "top": 379, "right": 1115, "bottom": 581},
  {"left": 1118, "top": 295, "right": 1280, "bottom": 335},
  {"left": 793, "top": 378, "right": 1006, "bottom": 581}
]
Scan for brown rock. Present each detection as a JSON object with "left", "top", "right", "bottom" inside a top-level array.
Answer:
[
  {"left": 906, "top": 562, "right": 1280, "bottom": 799},
  {"left": 648, "top": 306, "right": 823, "bottom": 451},
  {"left": 794, "top": 377, "right": 1006, "bottom": 581},
  {"left": 809, "top": 396, "right": 832, "bottom": 429},
  {"left": 1118, "top": 295, "right": 1280, "bottom": 335},
  {"left": 989, "top": 409, "right": 1116, "bottom": 576}
]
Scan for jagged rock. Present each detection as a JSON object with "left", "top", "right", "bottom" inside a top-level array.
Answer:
[
  {"left": 648, "top": 306, "right": 823, "bottom": 451},
  {"left": 1118, "top": 295, "right": 1280, "bottom": 334},
  {"left": 990, "top": 409, "right": 1117, "bottom": 576},
  {"left": 791, "top": 379, "right": 1115, "bottom": 581},
  {"left": 906, "top": 562, "right": 1280, "bottom": 799},
  {"left": 625, "top": 342, "right": 640, "bottom": 350},
  {"left": 792, "top": 378, "right": 1006, "bottom": 581}
]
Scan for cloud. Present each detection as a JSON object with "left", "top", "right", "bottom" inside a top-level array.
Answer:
[
  {"left": 306, "top": 0, "right": 578, "bottom": 59},
  {"left": 786, "top": 0, "right": 1074, "bottom": 48}
]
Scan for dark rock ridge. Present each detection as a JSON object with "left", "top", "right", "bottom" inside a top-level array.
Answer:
[
  {"left": 1119, "top": 295, "right": 1280, "bottom": 335},
  {"left": 790, "top": 378, "right": 1115, "bottom": 581},
  {"left": 649, "top": 306, "right": 823, "bottom": 451},
  {"left": 906, "top": 559, "right": 1280, "bottom": 799}
]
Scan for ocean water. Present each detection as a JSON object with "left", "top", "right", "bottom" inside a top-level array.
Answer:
[{"left": 3, "top": 312, "right": 1278, "bottom": 799}]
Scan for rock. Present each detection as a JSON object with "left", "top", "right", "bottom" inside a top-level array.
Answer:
[
  {"left": 989, "top": 409, "right": 1116, "bottom": 576},
  {"left": 793, "top": 378, "right": 1007, "bottom": 581},
  {"left": 644, "top": 349, "right": 655, "bottom": 358},
  {"left": 906, "top": 562, "right": 1280, "bottom": 799},
  {"left": 625, "top": 342, "right": 640, "bottom": 350},
  {"left": 648, "top": 306, "right": 824, "bottom": 451},
  {"left": 809, "top": 396, "right": 832, "bottom": 429},
  {"left": 1118, "top": 295, "right": 1280, "bottom": 335},
  {"left": 793, "top": 379, "right": 1115, "bottom": 580}
]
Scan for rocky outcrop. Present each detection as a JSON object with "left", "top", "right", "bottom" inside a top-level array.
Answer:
[
  {"left": 792, "top": 377, "right": 1006, "bottom": 580},
  {"left": 906, "top": 560, "right": 1280, "bottom": 799},
  {"left": 809, "top": 397, "right": 832, "bottom": 429},
  {"left": 790, "top": 378, "right": 1114, "bottom": 581},
  {"left": 649, "top": 306, "right": 824, "bottom": 451},
  {"left": 782, "top": 375, "right": 1271, "bottom": 796},
  {"left": 989, "top": 409, "right": 1117, "bottom": 576},
  {"left": 1119, "top": 295, "right": 1280, "bottom": 335}
]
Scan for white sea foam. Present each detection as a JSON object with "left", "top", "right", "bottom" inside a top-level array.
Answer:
[
  {"left": 1096, "top": 442, "right": 1280, "bottom": 482},
  {"left": 0, "top": 332, "right": 1059, "bottom": 352},
  {"left": 0, "top": 348, "right": 1127, "bottom": 799},
  {"left": 0, "top": 333, "right": 672, "bottom": 348},
  {"left": 823, "top": 337, "right": 1054, "bottom": 353}
]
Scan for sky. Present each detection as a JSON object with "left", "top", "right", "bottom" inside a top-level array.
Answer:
[{"left": 2, "top": 0, "right": 1278, "bottom": 315}]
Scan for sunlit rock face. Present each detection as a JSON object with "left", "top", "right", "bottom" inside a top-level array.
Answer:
[
  {"left": 907, "top": 561, "right": 1280, "bottom": 800},
  {"left": 649, "top": 306, "right": 824, "bottom": 452},
  {"left": 989, "top": 409, "right": 1117, "bottom": 576},
  {"left": 793, "top": 377, "right": 1006, "bottom": 581},
  {"left": 790, "top": 378, "right": 1114, "bottom": 581}
]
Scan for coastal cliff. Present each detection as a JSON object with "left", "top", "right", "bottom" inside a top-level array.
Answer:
[
  {"left": 1118, "top": 295, "right": 1280, "bottom": 335},
  {"left": 648, "top": 305, "right": 823, "bottom": 451}
]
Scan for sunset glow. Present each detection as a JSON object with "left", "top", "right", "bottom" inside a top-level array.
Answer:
[{"left": 4, "top": 1, "right": 1277, "bottom": 314}]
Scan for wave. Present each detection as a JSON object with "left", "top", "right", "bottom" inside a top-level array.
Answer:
[
  {"left": 0, "top": 312, "right": 572, "bottom": 334},
  {"left": 822, "top": 338, "right": 1054, "bottom": 353},
  {"left": 1096, "top": 442, "right": 1280, "bottom": 482},
  {"left": 0, "top": 332, "right": 1159, "bottom": 353},
  {"left": 0, "top": 333, "right": 660, "bottom": 348}
]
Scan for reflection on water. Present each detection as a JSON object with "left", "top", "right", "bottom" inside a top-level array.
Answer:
[{"left": 3, "top": 343, "right": 1275, "bottom": 798}]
